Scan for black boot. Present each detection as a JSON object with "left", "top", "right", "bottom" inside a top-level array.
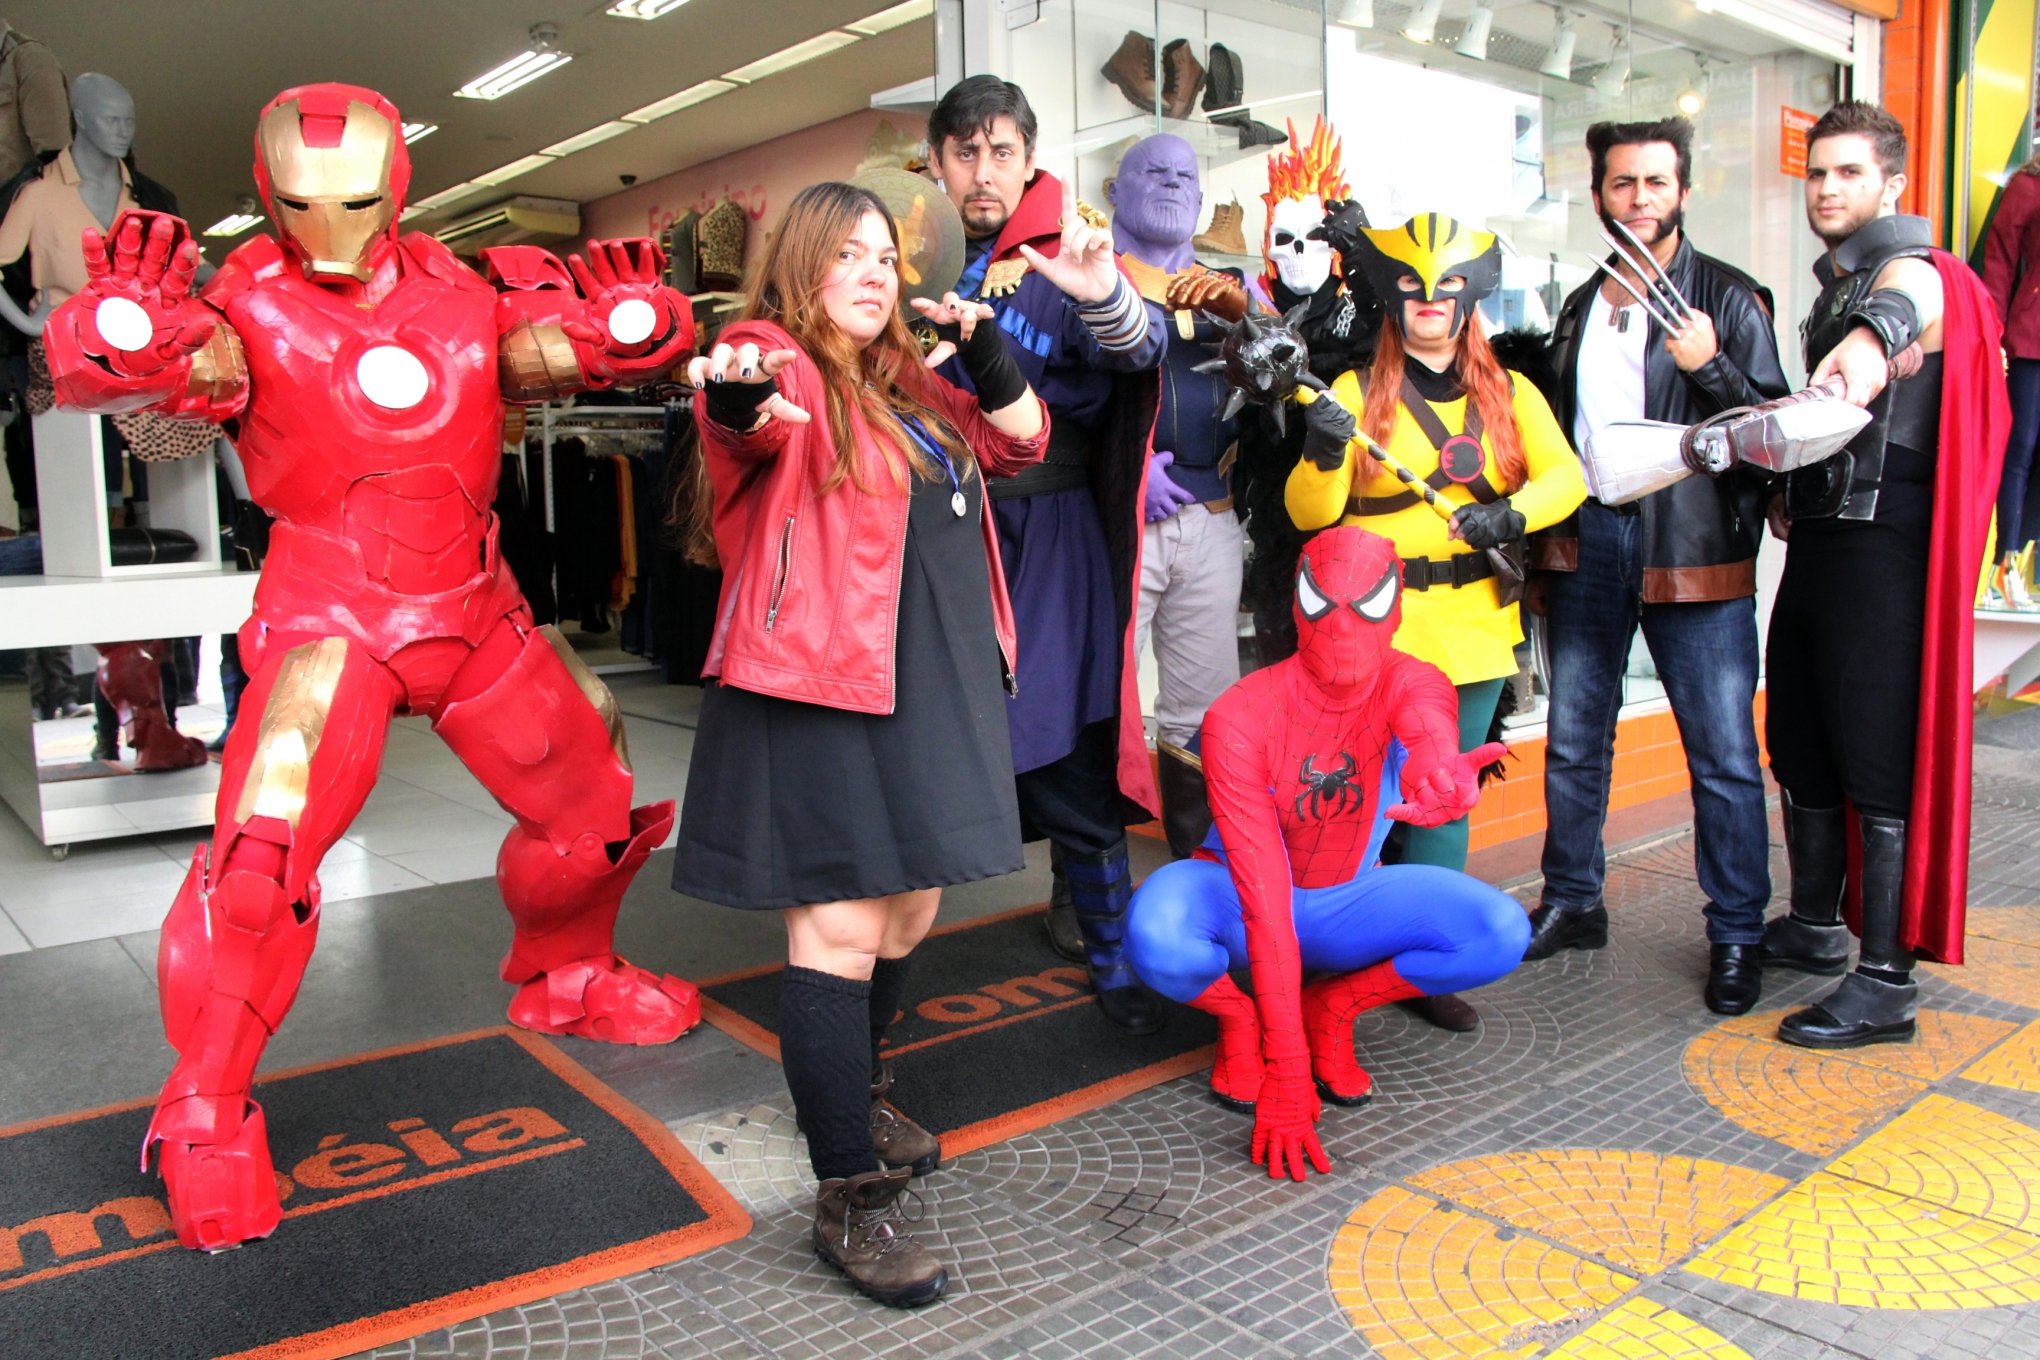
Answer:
[
  {"left": 1156, "top": 741, "right": 1213, "bottom": 860},
  {"left": 1064, "top": 840, "right": 1166, "bottom": 1034},
  {"left": 1521, "top": 903, "right": 1608, "bottom": 960},
  {"left": 1043, "top": 842, "right": 1084, "bottom": 963},
  {"left": 1780, "top": 816, "right": 1918, "bottom": 1048},
  {"left": 1762, "top": 792, "right": 1852, "bottom": 975}
]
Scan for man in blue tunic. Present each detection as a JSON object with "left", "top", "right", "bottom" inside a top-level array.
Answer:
[{"left": 926, "top": 76, "right": 1168, "bottom": 1032}]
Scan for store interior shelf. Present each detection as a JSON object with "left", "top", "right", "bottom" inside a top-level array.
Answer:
[{"left": 1071, "top": 110, "right": 1291, "bottom": 167}]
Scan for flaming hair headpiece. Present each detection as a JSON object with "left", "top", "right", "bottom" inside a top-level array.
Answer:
[{"left": 1261, "top": 117, "right": 1349, "bottom": 217}]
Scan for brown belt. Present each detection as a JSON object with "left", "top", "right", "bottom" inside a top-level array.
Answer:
[{"left": 1202, "top": 495, "right": 1233, "bottom": 514}]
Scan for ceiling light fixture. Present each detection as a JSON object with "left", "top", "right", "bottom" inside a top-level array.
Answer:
[
  {"left": 1401, "top": 0, "right": 1444, "bottom": 42},
  {"left": 412, "top": 181, "right": 487, "bottom": 211},
  {"left": 1332, "top": 0, "right": 1374, "bottom": 28},
  {"left": 1593, "top": 24, "right": 1630, "bottom": 98},
  {"left": 723, "top": 31, "right": 862, "bottom": 83},
  {"left": 541, "top": 120, "right": 637, "bottom": 155},
  {"left": 845, "top": 0, "right": 934, "bottom": 35},
  {"left": 1456, "top": 0, "right": 1495, "bottom": 59},
  {"left": 622, "top": 79, "right": 739, "bottom": 123},
  {"left": 473, "top": 153, "right": 558, "bottom": 187},
  {"left": 204, "top": 199, "right": 264, "bottom": 237},
  {"left": 455, "top": 24, "right": 574, "bottom": 100},
  {"left": 604, "top": 0, "right": 694, "bottom": 17},
  {"left": 1540, "top": 8, "right": 1577, "bottom": 79},
  {"left": 401, "top": 122, "right": 438, "bottom": 144},
  {"left": 1676, "top": 55, "right": 1710, "bottom": 116}
]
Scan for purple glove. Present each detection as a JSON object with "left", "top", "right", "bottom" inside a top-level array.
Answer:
[{"left": 1144, "top": 451, "right": 1200, "bottom": 523}]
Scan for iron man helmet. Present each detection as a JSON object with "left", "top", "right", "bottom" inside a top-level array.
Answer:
[{"left": 253, "top": 83, "right": 411, "bottom": 283}]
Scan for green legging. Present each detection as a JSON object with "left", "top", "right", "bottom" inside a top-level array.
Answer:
[{"left": 1399, "top": 676, "right": 1505, "bottom": 872}]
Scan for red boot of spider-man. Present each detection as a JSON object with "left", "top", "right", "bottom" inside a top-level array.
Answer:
[
  {"left": 1189, "top": 974, "right": 1264, "bottom": 1111},
  {"left": 1302, "top": 960, "right": 1423, "bottom": 1105}
]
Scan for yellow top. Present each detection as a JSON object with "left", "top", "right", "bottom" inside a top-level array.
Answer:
[{"left": 1285, "top": 367, "right": 1586, "bottom": 684}]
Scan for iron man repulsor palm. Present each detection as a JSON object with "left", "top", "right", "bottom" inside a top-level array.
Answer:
[{"left": 43, "top": 84, "right": 700, "bottom": 1251}]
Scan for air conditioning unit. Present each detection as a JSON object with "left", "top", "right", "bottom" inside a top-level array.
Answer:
[{"left": 432, "top": 195, "right": 581, "bottom": 250}]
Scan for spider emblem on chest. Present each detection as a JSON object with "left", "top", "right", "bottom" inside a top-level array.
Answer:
[{"left": 1295, "top": 751, "right": 1360, "bottom": 820}]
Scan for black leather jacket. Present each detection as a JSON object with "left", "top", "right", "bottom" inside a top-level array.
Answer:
[{"left": 1533, "top": 235, "right": 1791, "bottom": 602}]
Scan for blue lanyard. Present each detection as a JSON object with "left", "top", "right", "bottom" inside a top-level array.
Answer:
[{"left": 900, "top": 414, "right": 967, "bottom": 517}]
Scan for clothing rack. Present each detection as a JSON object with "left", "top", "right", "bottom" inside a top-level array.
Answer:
[{"left": 535, "top": 403, "right": 677, "bottom": 535}]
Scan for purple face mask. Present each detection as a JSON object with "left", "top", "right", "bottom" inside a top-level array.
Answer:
[{"left": 1110, "top": 134, "right": 1203, "bottom": 270}]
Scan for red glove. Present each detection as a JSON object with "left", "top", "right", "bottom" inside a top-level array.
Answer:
[
  {"left": 1249, "top": 1060, "right": 1330, "bottom": 1181},
  {"left": 564, "top": 237, "right": 691, "bottom": 375},
  {"left": 1385, "top": 741, "right": 1507, "bottom": 826},
  {"left": 72, "top": 211, "right": 216, "bottom": 377}
]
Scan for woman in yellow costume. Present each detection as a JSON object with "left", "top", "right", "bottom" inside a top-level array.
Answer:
[{"left": 1288, "top": 212, "right": 1585, "bottom": 871}]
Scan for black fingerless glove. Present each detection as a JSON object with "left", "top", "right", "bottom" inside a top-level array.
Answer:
[
  {"left": 956, "top": 320, "right": 1029, "bottom": 412},
  {"left": 1451, "top": 498, "right": 1526, "bottom": 549},
  {"left": 1300, "top": 394, "right": 1357, "bottom": 472},
  {"left": 702, "top": 375, "right": 777, "bottom": 431}
]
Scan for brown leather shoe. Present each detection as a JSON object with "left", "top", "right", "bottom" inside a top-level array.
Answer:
[
  {"left": 1161, "top": 39, "right": 1206, "bottom": 119},
  {"left": 813, "top": 1166, "right": 948, "bottom": 1308},
  {"left": 1395, "top": 992, "right": 1480, "bottom": 1032},
  {"left": 1100, "top": 30, "right": 1157, "bottom": 111},
  {"left": 1193, "top": 199, "right": 1247, "bottom": 255},
  {"left": 870, "top": 1062, "right": 941, "bottom": 1176}
]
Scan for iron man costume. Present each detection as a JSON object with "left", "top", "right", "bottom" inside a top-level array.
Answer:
[
  {"left": 43, "top": 84, "right": 699, "bottom": 1251},
  {"left": 1125, "top": 527, "right": 1529, "bottom": 1180}
]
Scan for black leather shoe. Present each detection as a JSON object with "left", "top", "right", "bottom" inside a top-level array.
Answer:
[
  {"left": 1521, "top": 904, "right": 1608, "bottom": 961},
  {"left": 1760, "top": 913, "right": 1851, "bottom": 975},
  {"left": 1095, "top": 983, "right": 1167, "bottom": 1035},
  {"left": 1778, "top": 971, "right": 1917, "bottom": 1049},
  {"left": 1704, "top": 943, "right": 1763, "bottom": 1015},
  {"left": 1395, "top": 992, "right": 1480, "bottom": 1032}
]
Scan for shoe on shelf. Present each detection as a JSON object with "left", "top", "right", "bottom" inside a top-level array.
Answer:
[
  {"left": 1160, "top": 38, "right": 1206, "bottom": 119},
  {"left": 1193, "top": 198, "right": 1247, "bottom": 255},
  {"left": 1704, "top": 943, "right": 1763, "bottom": 1015},
  {"left": 1521, "top": 903, "right": 1609, "bottom": 961},
  {"left": 1203, "top": 42, "right": 1242, "bottom": 113},
  {"left": 1100, "top": 30, "right": 1158, "bottom": 112}
]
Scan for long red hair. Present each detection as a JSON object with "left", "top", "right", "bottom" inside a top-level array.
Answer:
[{"left": 1356, "top": 319, "right": 1526, "bottom": 493}]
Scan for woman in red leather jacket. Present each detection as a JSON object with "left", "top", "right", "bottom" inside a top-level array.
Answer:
[
  {"left": 672, "top": 181, "right": 1049, "bottom": 1308},
  {"left": 1983, "top": 155, "right": 2040, "bottom": 582}
]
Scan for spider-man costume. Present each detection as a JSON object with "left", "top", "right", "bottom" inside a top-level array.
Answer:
[
  {"left": 1126, "top": 526, "right": 1528, "bottom": 1180},
  {"left": 42, "top": 84, "right": 699, "bottom": 1251}
]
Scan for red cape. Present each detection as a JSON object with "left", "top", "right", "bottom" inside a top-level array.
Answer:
[{"left": 1850, "top": 253, "right": 2011, "bottom": 964}]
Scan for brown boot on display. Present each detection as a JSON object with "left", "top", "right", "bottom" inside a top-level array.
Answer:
[
  {"left": 813, "top": 1166, "right": 948, "bottom": 1308},
  {"left": 1193, "top": 198, "right": 1248, "bottom": 255},
  {"left": 1161, "top": 39, "right": 1206, "bottom": 119},
  {"left": 1101, "top": 30, "right": 1158, "bottom": 111},
  {"left": 870, "top": 1062, "right": 941, "bottom": 1176}
]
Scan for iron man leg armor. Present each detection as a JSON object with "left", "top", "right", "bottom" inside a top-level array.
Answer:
[
  {"left": 147, "top": 636, "right": 403, "bottom": 1249},
  {"left": 96, "top": 641, "right": 207, "bottom": 771},
  {"left": 433, "top": 621, "right": 698, "bottom": 1044}
]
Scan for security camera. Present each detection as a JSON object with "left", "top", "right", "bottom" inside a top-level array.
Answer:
[{"left": 620, "top": 174, "right": 638, "bottom": 188}]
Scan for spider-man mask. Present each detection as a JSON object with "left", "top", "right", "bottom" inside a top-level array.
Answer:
[{"left": 1294, "top": 527, "right": 1402, "bottom": 693}]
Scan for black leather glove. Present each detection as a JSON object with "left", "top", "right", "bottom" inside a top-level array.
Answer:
[
  {"left": 1300, "top": 393, "right": 1357, "bottom": 472},
  {"left": 1309, "top": 198, "right": 1371, "bottom": 260},
  {"left": 1450, "top": 498, "right": 1525, "bottom": 549},
  {"left": 702, "top": 375, "right": 779, "bottom": 430}
]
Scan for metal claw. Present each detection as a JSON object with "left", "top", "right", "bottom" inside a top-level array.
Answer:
[
  {"left": 1594, "top": 253, "right": 1687, "bottom": 335},
  {"left": 1603, "top": 216, "right": 1697, "bottom": 322}
]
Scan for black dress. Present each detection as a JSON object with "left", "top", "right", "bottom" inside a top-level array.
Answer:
[{"left": 671, "top": 455, "right": 1024, "bottom": 909}]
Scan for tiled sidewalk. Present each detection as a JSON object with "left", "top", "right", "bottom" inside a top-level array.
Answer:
[{"left": 363, "top": 746, "right": 2040, "bottom": 1360}]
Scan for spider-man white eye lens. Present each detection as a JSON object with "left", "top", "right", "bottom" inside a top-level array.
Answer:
[
  {"left": 1296, "top": 559, "right": 1335, "bottom": 620},
  {"left": 1352, "top": 564, "right": 1399, "bottom": 621}
]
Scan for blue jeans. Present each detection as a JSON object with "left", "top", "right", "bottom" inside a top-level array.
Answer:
[
  {"left": 1539, "top": 501, "right": 1771, "bottom": 943},
  {"left": 1998, "top": 357, "right": 2040, "bottom": 554}
]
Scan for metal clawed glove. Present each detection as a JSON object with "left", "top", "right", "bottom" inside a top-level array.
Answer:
[
  {"left": 1300, "top": 390, "right": 1357, "bottom": 472},
  {"left": 1249, "top": 1061, "right": 1331, "bottom": 1181},
  {"left": 1449, "top": 498, "right": 1525, "bottom": 549}
]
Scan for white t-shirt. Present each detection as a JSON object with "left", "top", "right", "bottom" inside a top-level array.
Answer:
[{"left": 1571, "top": 286, "right": 1649, "bottom": 462}]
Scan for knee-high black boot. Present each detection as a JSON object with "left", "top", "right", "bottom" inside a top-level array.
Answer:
[
  {"left": 1043, "top": 842, "right": 1084, "bottom": 962},
  {"left": 1157, "top": 740, "right": 1214, "bottom": 861},
  {"left": 1762, "top": 792, "right": 1853, "bottom": 974},
  {"left": 1064, "top": 839, "right": 1165, "bottom": 1034},
  {"left": 1778, "top": 815, "right": 1918, "bottom": 1048}
]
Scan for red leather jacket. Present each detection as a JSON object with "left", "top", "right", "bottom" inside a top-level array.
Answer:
[
  {"left": 698, "top": 319, "right": 1050, "bottom": 714},
  {"left": 1983, "top": 168, "right": 2040, "bottom": 359}
]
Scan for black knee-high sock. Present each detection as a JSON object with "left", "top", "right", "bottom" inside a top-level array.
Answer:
[
  {"left": 869, "top": 954, "right": 914, "bottom": 1080},
  {"left": 778, "top": 965, "right": 876, "bottom": 1182}
]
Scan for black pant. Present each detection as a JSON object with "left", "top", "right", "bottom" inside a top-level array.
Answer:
[
  {"left": 1014, "top": 716, "right": 1124, "bottom": 856},
  {"left": 1765, "top": 513, "right": 1928, "bottom": 819}
]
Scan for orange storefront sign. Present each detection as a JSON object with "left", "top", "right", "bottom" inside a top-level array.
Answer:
[{"left": 1781, "top": 106, "right": 1819, "bottom": 178}]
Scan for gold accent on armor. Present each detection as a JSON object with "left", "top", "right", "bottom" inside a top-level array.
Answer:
[
  {"left": 233, "top": 637, "right": 351, "bottom": 831},
  {"left": 184, "top": 323, "right": 248, "bottom": 405},
  {"left": 498, "top": 319, "right": 585, "bottom": 402},
  {"left": 981, "top": 258, "right": 1029, "bottom": 298},
  {"left": 539, "top": 626, "right": 631, "bottom": 770},
  {"left": 258, "top": 97, "right": 398, "bottom": 283}
]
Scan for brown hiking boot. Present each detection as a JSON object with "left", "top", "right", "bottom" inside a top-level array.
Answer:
[
  {"left": 1100, "top": 30, "right": 1157, "bottom": 111},
  {"left": 1161, "top": 39, "right": 1206, "bottom": 119},
  {"left": 870, "top": 1063, "right": 941, "bottom": 1176},
  {"left": 813, "top": 1166, "right": 948, "bottom": 1308},
  {"left": 1193, "top": 199, "right": 1247, "bottom": 255}
]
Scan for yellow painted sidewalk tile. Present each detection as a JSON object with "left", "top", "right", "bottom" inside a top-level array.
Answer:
[
  {"left": 1545, "top": 1297, "right": 1753, "bottom": 1359},
  {"left": 1962, "top": 1018, "right": 2040, "bottom": 1096},
  {"left": 1825, "top": 1093, "right": 2040, "bottom": 1234}
]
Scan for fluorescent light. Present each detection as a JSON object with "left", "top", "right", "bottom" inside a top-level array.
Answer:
[
  {"left": 412, "top": 181, "right": 486, "bottom": 210},
  {"left": 1456, "top": 1, "right": 1494, "bottom": 58},
  {"left": 723, "top": 31, "right": 861, "bottom": 83},
  {"left": 605, "top": 0, "right": 694, "bottom": 16},
  {"left": 473, "top": 154, "right": 557, "bottom": 187},
  {"left": 845, "top": 0, "right": 933, "bottom": 35},
  {"left": 1540, "top": 9, "right": 1577, "bottom": 78},
  {"left": 542, "top": 120, "right": 637, "bottom": 155},
  {"left": 203, "top": 212, "right": 264, "bottom": 237},
  {"left": 401, "top": 122, "right": 438, "bottom": 144},
  {"left": 622, "top": 79, "right": 737, "bottom": 122},
  {"left": 1332, "top": 0, "right": 1374, "bottom": 27},
  {"left": 1401, "top": 0, "right": 1443, "bottom": 43},
  {"left": 455, "top": 49, "right": 574, "bottom": 100}
]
